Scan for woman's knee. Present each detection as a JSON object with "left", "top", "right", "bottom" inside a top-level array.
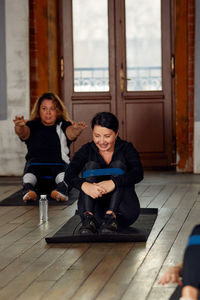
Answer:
[
  {"left": 109, "top": 160, "right": 126, "bottom": 170},
  {"left": 82, "top": 161, "right": 102, "bottom": 183},
  {"left": 55, "top": 172, "right": 65, "bottom": 184},
  {"left": 23, "top": 173, "right": 37, "bottom": 186}
]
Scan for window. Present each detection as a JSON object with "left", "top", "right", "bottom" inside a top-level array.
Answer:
[
  {"left": 72, "top": 0, "right": 109, "bottom": 92},
  {"left": 125, "top": 0, "right": 161, "bottom": 91}
]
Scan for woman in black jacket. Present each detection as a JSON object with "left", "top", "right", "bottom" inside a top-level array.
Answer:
[{"left": 58, "top": 112, "right": 143, "bottom": 234}]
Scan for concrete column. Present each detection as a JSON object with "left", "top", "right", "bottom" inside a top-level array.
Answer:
[{"left": 0, "top": 0, "right": 30, "bottom": 175}]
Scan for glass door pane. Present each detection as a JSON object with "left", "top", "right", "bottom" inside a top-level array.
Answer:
[
  {"left": 72, "top": 0, "right": 109, "bottom": 92},
  {"left": 125, "top": 0, "right": 162, "bottom": 91}
]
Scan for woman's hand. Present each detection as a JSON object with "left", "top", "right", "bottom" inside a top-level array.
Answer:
[
  {"left": 13, "top": 115, "right": 30, "bottom": 139},
  {"left": 96, "top": 180, "right": 115, "bottom": 194},
  {"left": 66, "top": 121, "right": 87, "bottom": 140},
  {"left": 158, "top": 263, "right": 183, "bottom": 286},
  {"left": 81, "top": 182, "right": 106, "bottom": 199},
  {"left": 13, "top": 115, "right": 26, "bottom": 126}
]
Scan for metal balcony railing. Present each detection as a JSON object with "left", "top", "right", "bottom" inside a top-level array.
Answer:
[{"left": 74, "top": 66, "right": 162, "bottom": 91}]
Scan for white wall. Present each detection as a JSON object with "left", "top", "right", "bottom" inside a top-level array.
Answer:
[{"left": 0, "top": 0, "right": 29, "bottom": 176}]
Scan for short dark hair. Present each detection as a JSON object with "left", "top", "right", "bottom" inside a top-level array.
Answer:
[{"left": 91, "top": 112, "right": 119, "bottom": 133}]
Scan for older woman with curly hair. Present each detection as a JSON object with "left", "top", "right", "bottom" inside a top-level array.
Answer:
[{"left": 13, "top": 92, "right": 87, "bottom": 202}]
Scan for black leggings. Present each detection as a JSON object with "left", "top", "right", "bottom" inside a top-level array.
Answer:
[
  {"left": 78, "top": 161, "right": 140, "bottom": 226},
  {"left": 182, "top": 224, "right": 200, "bottom": 289}
]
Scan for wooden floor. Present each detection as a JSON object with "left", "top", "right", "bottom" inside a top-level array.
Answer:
[{"left": 0, "top": 171, "right": 200, "bottom": 300}]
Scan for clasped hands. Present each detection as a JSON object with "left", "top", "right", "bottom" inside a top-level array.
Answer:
[{"left": 81, "top": 180, "right": 115, "bottom": 199}]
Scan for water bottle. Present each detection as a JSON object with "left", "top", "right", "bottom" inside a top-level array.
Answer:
[{"left": 39, "top": 195, "right": 48, "bottom": 223}]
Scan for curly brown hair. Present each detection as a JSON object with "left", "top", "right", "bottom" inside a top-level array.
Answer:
[{"left": 30, "top": 92, "right": 71, "bottom": 122}]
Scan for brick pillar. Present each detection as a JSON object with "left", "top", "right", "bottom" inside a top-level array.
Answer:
[
  {"left": 187, "top": 0, "right": 195, "bottom": 171},
  {"left": 29, "top": 0, "right": 59, "bottom": 110},
  {"left": 176, "top": 0, "right": 195, "bottom": 172}
]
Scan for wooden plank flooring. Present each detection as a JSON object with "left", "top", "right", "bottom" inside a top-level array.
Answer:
[{"left": 0, "top": 171, "right": 200, "bottom": 300}]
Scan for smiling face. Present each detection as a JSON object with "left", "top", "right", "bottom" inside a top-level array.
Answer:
[
  {"left": 93, "top": 125, "right": 118, "bottom": 153},
  {"left": 39, "top": 99, "right": 57, "bottom": 126}
]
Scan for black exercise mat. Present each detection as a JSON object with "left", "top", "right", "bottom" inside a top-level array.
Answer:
[
  {"left": 0, "top": 188, "right": 79, "bottom": 206},
  {"left": 169, "top": 285, "right": 182, "bottom": 300},
  {"left": 169, "top": 285, "right": 200, "bottom": 300},
  {"left": 45, "top": 207, "right": 158, "bottom": 243}
]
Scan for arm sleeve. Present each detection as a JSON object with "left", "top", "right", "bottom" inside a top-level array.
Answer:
[
  {"left": 61, "top": 120, "right": 72, "bottom": 132},
  {"left": 111, "top": 143, "right": 143, "bottom": 187},
  {"left": 64, "top": 144, "right": 89, "bottom": 190}
]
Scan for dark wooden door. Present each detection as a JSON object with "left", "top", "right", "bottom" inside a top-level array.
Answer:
[{"left": 60, "top": 0, "right": 174, "bottom": 168}]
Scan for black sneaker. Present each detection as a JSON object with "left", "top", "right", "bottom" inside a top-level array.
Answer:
[
  {"left": 79, "top": 213, "right": 98, "bottom": 235},
  {"left": 51, "top": 182, "right": 68, "bottom": 202},
  {"left": 100, "top": 214, "right": 118, "bottom": 234}
]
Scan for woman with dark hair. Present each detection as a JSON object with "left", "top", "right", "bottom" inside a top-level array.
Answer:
[
  {"left": 57, "top": 111, "right": 143, "bottom": 234},
  {"left": 13, "top": 92, "right": 87, "bottom": 202}
]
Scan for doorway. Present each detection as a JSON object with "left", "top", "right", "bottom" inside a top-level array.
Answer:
[{"left": 59, "top": 0, "right": 174, "bottom": 168}]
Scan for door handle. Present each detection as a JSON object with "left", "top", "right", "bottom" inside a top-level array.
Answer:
[
  {"left": 121, "top": 76, "right": 131, "bottom": 80},
  {"left": 120, "top": 69, "right": 131, "bottom": 92},
  {"left": 60, "top": 57, "right": 64, "bottom": 79},
  {"left": 171, "top": 55, "right": 175, "bottom": 77}
]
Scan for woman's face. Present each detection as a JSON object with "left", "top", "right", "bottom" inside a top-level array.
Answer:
[
  {"left": 39, "top": 99, "right": 57, "bottom": 126},
  {"left": 93, "top": 125, "right": 118, "bottom": 152}
]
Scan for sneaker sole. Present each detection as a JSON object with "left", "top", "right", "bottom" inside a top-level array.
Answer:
[
  {"left": 23, "top": 190, "right": 37, "bottom": 202},
  {"left": 51, "top": 190, "right": 68, "bottom": 202}
]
